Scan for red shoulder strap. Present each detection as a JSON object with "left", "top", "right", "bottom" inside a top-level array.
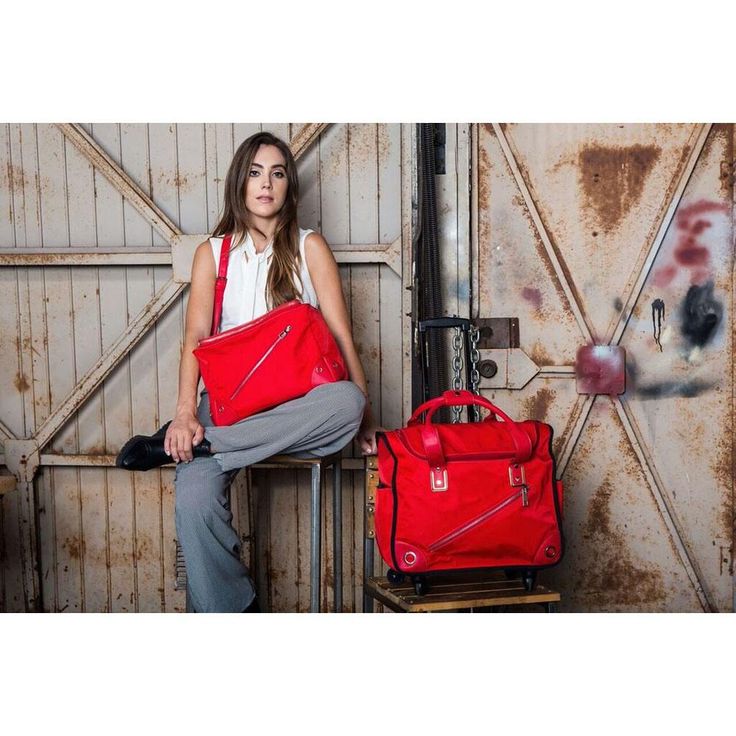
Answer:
[{"left": 210, "top": 234, "right": 232, "bottom": 335}]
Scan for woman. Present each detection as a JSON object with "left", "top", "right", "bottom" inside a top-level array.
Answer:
[{"left": 116, "top": 131, "right": 379, "bottom": 612}]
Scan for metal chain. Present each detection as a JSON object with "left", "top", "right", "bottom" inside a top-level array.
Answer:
[
  {"left": 469, "top": 324, "right": 481, "bottom": 421},
  {"left": 451, "top": 327, "right": 463, "bottom": 423}
]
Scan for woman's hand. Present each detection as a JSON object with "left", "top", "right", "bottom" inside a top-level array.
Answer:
[
  {"left": 357, "top": 417, "right": 381, "bottom": 455},
  {"left": 165, "top": 411, "right": 205, "bottom": 463}
]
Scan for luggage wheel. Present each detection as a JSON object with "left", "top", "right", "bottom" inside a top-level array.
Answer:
[
  {"left": 412, "top": 575, "right": 429, "bottom": 596},
  {"left": 522, "top": 570, "right": 537, "bottom": 592},
  {"left": 387, "top": 569, "right": 405, "bottom": 585}
]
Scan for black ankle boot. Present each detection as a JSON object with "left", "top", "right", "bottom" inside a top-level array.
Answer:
[
  {"left": 242, "top": 597, "right": 260, "bottom": 613},
  {"left": 115, "top": 421, "right": 212, "bottom": 471}
]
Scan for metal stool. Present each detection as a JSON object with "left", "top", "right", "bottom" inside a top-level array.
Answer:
[{"left": 249, "top": 452, "right": 343, "bottom": 613}]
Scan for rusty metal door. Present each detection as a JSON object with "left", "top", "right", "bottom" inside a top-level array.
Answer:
[{"left": 472, "top": 123, "right": 733, "bottom": 612}]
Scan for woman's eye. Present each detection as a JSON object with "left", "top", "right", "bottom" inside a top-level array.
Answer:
[
  {"left": 249, "top": 169, "right": 260, "bottom": 177},
  {"left": 273, "top": 171, "right": 285, "bottom": 178}
]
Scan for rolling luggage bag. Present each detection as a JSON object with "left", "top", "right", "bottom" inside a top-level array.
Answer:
[{"left": 374, "top": 389, "right": 564, "bottom": 594}]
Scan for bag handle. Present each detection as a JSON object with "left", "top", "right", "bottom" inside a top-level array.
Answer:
[
  {"left": 410, "top": 390, "right": 533, "bottom": 464},
  {"left": 209, "top": 234, "right": 232, "bottom": 336}
]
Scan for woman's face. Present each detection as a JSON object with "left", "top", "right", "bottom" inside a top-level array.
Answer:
[{"left": 245, "top": 144, "right": 289, "bottom": 219}]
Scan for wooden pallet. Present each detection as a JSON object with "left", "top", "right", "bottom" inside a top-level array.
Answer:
[{"left": 365, "top": 571, "right": 560, "bottom": 613}]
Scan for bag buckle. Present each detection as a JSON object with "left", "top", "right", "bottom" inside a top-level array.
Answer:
[
  {"left": 508, "top": 463, "right": 526, "bottom": 487},
  {"left": 431, "top": 466, "right": 448, "bottom": 492}
]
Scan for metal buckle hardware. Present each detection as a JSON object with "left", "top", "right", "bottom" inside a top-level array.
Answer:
[
  {"left": 431, "top": 466, "right": 448, "bottom": 492},
  {"left": 508, "top": 463, "right": 526, "bottom": 487}
]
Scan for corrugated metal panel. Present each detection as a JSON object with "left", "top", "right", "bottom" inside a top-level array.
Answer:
[
  {"left": 473, "top": 122, "right": 733, "bottom": 612},
  {"left": 0, "top": 123, "right": 413, "bottom": 613}
]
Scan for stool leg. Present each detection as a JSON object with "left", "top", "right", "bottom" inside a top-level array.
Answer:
[
  {"left": 363, "top": 537, "right": 375, "bottom": 613},
  {"left": 333, "top": 461, "right": 342, "bottom": 613},
  {"left": 310, "top": 463, "right": 322, "bottom": 613}
]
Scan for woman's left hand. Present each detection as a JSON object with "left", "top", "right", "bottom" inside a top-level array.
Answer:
[{"left": 357, "top": 421, "right": 381, "bottom": 455}]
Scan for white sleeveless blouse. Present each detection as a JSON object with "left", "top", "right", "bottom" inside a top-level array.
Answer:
[{"left": 209, "top": 228, "right": 319, "bottom": 332}]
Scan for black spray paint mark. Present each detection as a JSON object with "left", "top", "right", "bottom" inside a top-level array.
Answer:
[
  {"left": 635, "top": 379, "right": 715, "bottom": 400},
  {"left": 652, "top": 299, "right": 665, "bottom": 352},
  {"left": 680, "top": 281, "right": 722, "bottom": 348},
  {"left": 624, "top": 353, "right": 714, "bottom": 400}
]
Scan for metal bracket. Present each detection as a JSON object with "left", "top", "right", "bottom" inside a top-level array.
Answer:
[
  {"left": 474, "top": 318, "right": 520, "bottom": 349},
  {"left": 3, "top": 439, "right": 41, "bottom": 484}
]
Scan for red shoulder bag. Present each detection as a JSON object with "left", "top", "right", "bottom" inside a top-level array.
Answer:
[{"left": 193, "top": 234, "right": 348, "bottom": 426}]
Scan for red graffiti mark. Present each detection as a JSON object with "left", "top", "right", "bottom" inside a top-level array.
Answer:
[
  {"left": 675, "top": 235, "right": 709, "bottom": 266},
  {"left": 651, "top": 199, "right": 729, "bottom": 286},
  {"left": 652, "top": 264, "right": 677, "bottom": 287},
  {"left": 675, "top": 199, "right": 729, "bottom": 230},
  {"left": 522, "top": 287, "right": 542, "bottom": 309}
]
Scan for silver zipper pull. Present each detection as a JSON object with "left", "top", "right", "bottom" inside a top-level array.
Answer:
[
  {"left": 279, "top": 324, "right": 292, "bottom": 339},
  {"left": 521, "top": 485, "right": 529, "bottom": 507}
]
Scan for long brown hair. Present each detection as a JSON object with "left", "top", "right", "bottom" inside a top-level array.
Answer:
[{"left": 212, "top": 132, "right": 303, "bottom": 309}]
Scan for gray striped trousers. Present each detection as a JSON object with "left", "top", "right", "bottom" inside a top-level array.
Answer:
[{"left": 174, "top": 380, "right": 366, "bottom": 613}]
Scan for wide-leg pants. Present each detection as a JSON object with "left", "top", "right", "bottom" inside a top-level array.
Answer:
[{"left": 174, "top": 380, "right": 366, "bottom": 613}]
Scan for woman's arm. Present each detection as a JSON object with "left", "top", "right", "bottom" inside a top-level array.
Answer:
[
  {"left": 164, "top": 240, "right": 216, "bottom": 462},
  {"left": 304, "top": 232, "right": 380, "bottom": 454}
]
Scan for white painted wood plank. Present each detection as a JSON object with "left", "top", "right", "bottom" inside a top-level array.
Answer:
[
  {"left": 350, "top": 265, "right": 381, "bottom": 422},
  {"left": 65, "top": 131, "right": 97, "bottom": 248},
  {"left": 117, "top": 122, "right": 165, "bottom": 610},
  {"left": 296, "top": 132, "right": 320, "bottom": 231},
  {"left": 263, "top": 123, "right": 290, "bottom": 142},
  {"left": 121, "top": 125, "right": 155, "bottom": 247},
  {"left": 93, "top": 124, "right": 136, "bottom": 612},
  {"left": 0, "top": 489, "right": 25, "bottom": 610},
  {"left": 0, "top": 268, "right": 25, "bottom": 439},
  {"left": 16, "top": 125, "right": 47, "bottom": 436},
  {"left": 36, "top": 469, "right": 57, "bottom": 611},
  {"left": 214, "top": 124, "right": 235, "bottom": 227},
  {"left": 79, "top": 467, "right": 110, "bottom": 612},
  {"left": 175, "top": 124, "right": 208, "bottom": 235},
  {"left": 148, "top": 124, "right": 180, "bottom": 247},
  {"left": 204, "top": 124, "right": 220, "bottom": 233},
  {"left": 233, "top": 124, "right": 261, "bottom": 151},
  {"left": 52, "top": 467, "right": 83, "bottom": 611},
  {"left": 348, "top": 124, "right": 379, "bottom": 244},
  {"left": 379, "top": 267, "right": 404, "bottom": 430},
  {"left": 36, "top": 125, "right": 69, "bottom": 249},
  {"left": 319, "top": 124, "right": 350, "bottom": 245},
  {"left": 0, "top": 123, "right": 15, "bottom": 246},
  {"left": 377, "top": 124, "right": 402, "bottom": 244},
  {"left": 270, "top": 468, "right": 299, "bottom": 613},
  {"left": 161, "top": 468, "right": 184, "bottom": 612}
]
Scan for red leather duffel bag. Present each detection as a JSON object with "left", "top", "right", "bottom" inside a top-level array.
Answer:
[
  {"left": 193, "top": 234, "right": 348, "bottom": 426},
  {"left": 375, "top": 389, "right": 563, "bottom": 585}
]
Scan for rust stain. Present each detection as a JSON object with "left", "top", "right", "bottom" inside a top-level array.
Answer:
[
  {"left": 521, "top": 387, "right": 556, "bottom": 423},
  {"left": 711, "top": 434, "right": 734, "bottom": 540},
  {"left": 578, "top": 144, "right": 661, "bottom": 232},
  {"left": 5, "top": 163, "right": 28, "bottom": 190},
  {"left": 14, "top": 372, "right": 30, "bottom": 392},
  {"left": 530, "top": 341, "right": 553, "bottom": 367},
  {"left": 477, "top": 141, "right": 492, "bottom": 257},
  {"left": 62, "top": 536, "right": 85, "bottom": 561},
  {"left": 579, "top": 476, "right": 666, "bottom": 605}
]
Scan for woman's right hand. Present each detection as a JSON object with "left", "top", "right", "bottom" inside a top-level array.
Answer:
[{"left": 164, "top": 411, "right": 205, "bottom": 464}]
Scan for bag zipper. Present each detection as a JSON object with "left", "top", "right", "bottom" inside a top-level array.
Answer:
[
  {"left": 229, "top": 325, "right": 292, "bottom": 400},
  {"left": 198, "top": 300, "right": 302, "bottom": 346},
  {"left": 427, "top": 485, "right": 529, "bottom": 553}
]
